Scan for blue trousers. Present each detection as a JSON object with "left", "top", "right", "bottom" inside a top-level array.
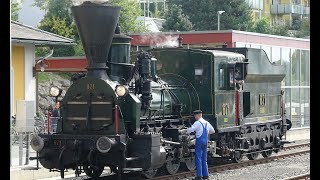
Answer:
[{"left": 195, "top": 140, "right": 208, "bottom": 177}]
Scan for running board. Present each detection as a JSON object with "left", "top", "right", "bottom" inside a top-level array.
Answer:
[
  {"left": 235, "top": 149, "right": 249, "bottom": 152},
  {"left": 280, "top": 140, "right": 294, "bottom": 144},
  {"left": 123, "top": 168, "right": 143, "bottom": 172}
]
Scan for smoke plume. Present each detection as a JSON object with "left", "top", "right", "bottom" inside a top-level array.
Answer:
[{"left": 139, "top": 34, "right": 179, "bottom": 48}]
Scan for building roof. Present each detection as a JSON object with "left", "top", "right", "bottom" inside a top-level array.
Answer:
[{"left": 11, "top": 21, "right": 75, "bottom": 46}]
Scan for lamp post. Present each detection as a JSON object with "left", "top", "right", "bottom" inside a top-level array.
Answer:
[{"left": 217, "top": 10, "right": 225, "bottom": 31}]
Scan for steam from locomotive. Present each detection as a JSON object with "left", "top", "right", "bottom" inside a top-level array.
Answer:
[{"left": 30, "top": 1, "right": 292, "bottom": 179}]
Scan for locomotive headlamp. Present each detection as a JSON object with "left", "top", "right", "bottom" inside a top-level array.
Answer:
[
  {"left": 96, "top": 136, "right": 114, "bottom": 153},
  {"left": 115, "top": 85, "right": 128, "bottom": 97},
  {"left": 49, "top": 86, "right": 62, "bottom": 97},
  {"left": 30, "top": 134, "right": 44, "bottom": 152}
]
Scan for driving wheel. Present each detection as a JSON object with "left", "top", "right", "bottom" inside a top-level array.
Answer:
[
  {"left": 83, "top": 165, "right": 104, "bottom": 178},
  {"left": 247, "top": 150, "right": 259, "bottom": 160},
  {"left": 142, "top": 168, "right": 157, "bottom": 179},
  {"left": 262, "top": 149, "right": 273, "bottom": 158},
  {"left": 184, "top": 155, "right": 196, "bottom": 171},
  {"left": 165, "top": 160, "right": 180, "bottom": 175},
  {"left": 232, "top": 150, "right": 243, "bottom": 163}
]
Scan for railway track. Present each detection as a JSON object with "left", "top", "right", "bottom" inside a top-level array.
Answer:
[
  {"left": 87, "top": 142, "right": 310, "bottom": 180},
  {"left": 282, "top": 142, "right": 310, "bottom": 151},
  {"left": 282, "top": 173, "right": 310, "bottom": 180},
  {"left": 150, "top": 143, "right": 310, "bottom": 180}
]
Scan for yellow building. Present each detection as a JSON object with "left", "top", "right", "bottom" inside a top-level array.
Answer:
[
  {"left": 246, "top": 0, "right": 310, "bottom": 28},
  {"left": 10, "top": 21, "right": 74, "bottom": 118}
]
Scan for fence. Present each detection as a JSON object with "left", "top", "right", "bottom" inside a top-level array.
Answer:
[{"left": 10, "top": 114, "right": 58, "bottom": 167}]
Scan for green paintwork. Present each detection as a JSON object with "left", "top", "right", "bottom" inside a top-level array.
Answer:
[
  {"left": 119, "top": 93, "right": 141, "bottom": 132},
  {"left": 59, "top": 76, "right": 125, "bottom": 135},
  {"left": 148, "top": 48, "right": 214, "bottom": 115}
]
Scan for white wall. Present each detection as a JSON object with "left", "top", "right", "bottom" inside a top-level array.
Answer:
[{"left": 24, "top": 44, "right": 36, "bottom": 113}]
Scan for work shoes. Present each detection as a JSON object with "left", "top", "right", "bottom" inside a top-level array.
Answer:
[{"left": 192, "top": 177, "right": 203, "bottom": 180}]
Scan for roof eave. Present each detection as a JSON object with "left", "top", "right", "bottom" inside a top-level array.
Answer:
[{"left": 11, "top": 39, "right": 75, "bottom": 46}]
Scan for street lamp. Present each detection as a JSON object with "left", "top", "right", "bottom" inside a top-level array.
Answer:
[{"left": 217, "top": 10, "right": 225, "bottom": 31}]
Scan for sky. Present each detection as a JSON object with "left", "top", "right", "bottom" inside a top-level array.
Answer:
[{"left": 17, "top": 0, "right": 45, "bottom": 28}]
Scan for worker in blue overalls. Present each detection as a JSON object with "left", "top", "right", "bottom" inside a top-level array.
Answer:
[{"left": 187, "top": 110, "right": 215, "bottom": 180}]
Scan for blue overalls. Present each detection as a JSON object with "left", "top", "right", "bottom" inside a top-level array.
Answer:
[{"left": 195, "top": 121, "right": 209, "bottom": 177}]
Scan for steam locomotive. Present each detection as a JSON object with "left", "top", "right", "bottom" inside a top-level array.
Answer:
[{"left": 30, "top": 1, "right": 292, "bottom": 179}]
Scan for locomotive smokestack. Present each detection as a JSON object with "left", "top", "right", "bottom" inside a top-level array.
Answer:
[{"left": 71, "top": 1, "right": 120, "bottom": 79}]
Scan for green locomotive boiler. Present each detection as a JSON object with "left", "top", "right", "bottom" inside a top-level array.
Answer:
[{"left": 30, "top": 1, "right": 292, "bottom": 179}]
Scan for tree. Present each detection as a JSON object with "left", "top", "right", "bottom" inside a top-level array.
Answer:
[
  {"left": 34, "top": 0, "right": 147, "bottom": 56},
  {"left": 168, "top": 0, "right": 253, "bottom": 31},
  {"left": 248, "top": 17, "right": 290, "bottom": 36},
  {"left": 162, "top": 4, "right": 193, "bottom": 31},
  {"left": 109, "top": 0, "right": 148, "bottom": 33},
  {"left": 248, "top": 17, "right": 272, "bottom": 34},
  {"left": 11, "top": 1, "right": 21, "bottom": 21},
  {"left": 34, "top": 0, "right": 79, "bottom": 57}
]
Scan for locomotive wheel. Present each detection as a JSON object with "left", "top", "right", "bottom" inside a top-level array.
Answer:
[
  {"left": 184, "top": 156, "right": 196, "bottom": 171},
  {"left": 247, "top": 150, "right": 259, "bottom": 160},
  {"left": 142, "top": 168, "right": 157, "bottom": 179},
  {"left": 165, "top": 160, "right": 180, "bottom": 175},
  {"left": 232, "top": 151, "right": 243, "bottom": 163},
  {"left": 273, "top": 146, "right": 281, "bottom": 153},
  {"left": 262, "top": 149, "right": 273, "bottom": 158},
  {"left": 83, "top": 165, "right": 104, "bottom": 178}
]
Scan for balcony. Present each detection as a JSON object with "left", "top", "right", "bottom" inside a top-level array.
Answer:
[
  {"left": 246, "top": 0, "right": 263, "bottom": 10},
  {"left": 271, "top": 4, "right": 310, "bottom": 15}
]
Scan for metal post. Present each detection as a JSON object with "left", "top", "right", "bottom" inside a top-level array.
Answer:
[
  {"left": 47, "top": 111, "right": 51, "bottom": 134},
  {"left": 25, "top": 132, "right": 29, "bottom": 165},
  {"left": 36, "top": 152, "right": 39, "bottom": 169},
  {"left": 147, "top": 0, "right": 150, "bottom": 17},
  {"left": 143, "top": 2, "right": 146, "bottom": 17},
  {"left": 217, "top": 11, "right": 225, "bottom": 31},
  {"left": 218, "top": 13, "right": 220, "bottom": 31},
  {"left": 19, "top": 133, "right": 23, "bottom": 166}
]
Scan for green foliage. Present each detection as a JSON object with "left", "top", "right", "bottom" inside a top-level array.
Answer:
[
  {"left": 38, "top": 72, "right": 51, "bottom": 83},
  {"left": 33, "top": 0, "right": 49, "bottom": 10},
  {"left": 73, "top": 39, "right": 85, "bottom": 56},
  {"left": 109, "top": 0, "right": 148, "bottom": 33},
  {"left": 147, "top": 1, "right": 166, "bottom": 18},
  {"left": 56, "top": 72, "right": 72, "bottom": 79},
  {"left": 11, "top": 2, "right": 21, "bottom": 21},
  {"left": 38, "top": 16, "right": 75, "bottom": 39},
  {"left": 52, "top": 46, "right": 75, "bottom": 57},
  {"left": 168, "top": 0, "right": 253, "bottom": 31},
  {"left": 271, "top": 24, "right": 289, "bottom": 36},
  {"left": 249, "top": 17, "right": 271, "bottom": 34},
  {"left": 34, "top": 0, "right": 146, "bottom": 57},
  {"left": 162, "top": 4, "right": 193, "bottom": 31},
  {"left": 38, "top": 72, "right": 72, "bottom": 83},
  {"left": 295, "top": 18, "right": 310, "bottom": 38},
  {"left": 35, "top": 47, "right": 51, "bottom": 58},
  {"left": 34, "top": 0, "right": 82, "bottom": 56},
  {"left": 248, "top": 17, "right": 290, "bottom": 36}
]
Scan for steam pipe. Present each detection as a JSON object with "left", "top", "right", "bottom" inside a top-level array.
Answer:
[{"left": 161, "top": 139, "right": 181, "bottom": 145}]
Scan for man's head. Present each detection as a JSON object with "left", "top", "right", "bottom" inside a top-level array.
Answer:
[
  {"left": 54, "top": 102, "right": 60, "bottom": 109},
  {"left": 193, "top": 110, "right": 202, "bottom": 120}
]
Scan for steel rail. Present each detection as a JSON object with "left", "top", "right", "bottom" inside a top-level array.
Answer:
[{"left": 281, "top": 173, "right": 310, "bottom": 180}]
